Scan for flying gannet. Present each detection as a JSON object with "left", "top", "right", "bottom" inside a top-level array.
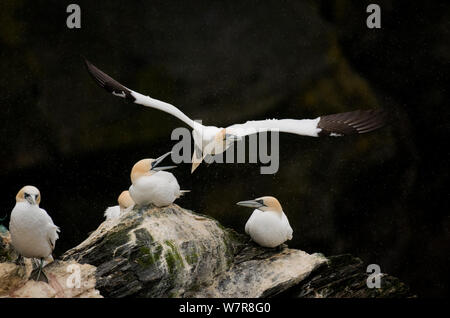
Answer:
[
  {"left": 237, "top": 196, "right": 293, "bottom": 248},
  {"left": 85, "top": 59, "right": 388, "bottom": 173},
  {"left": 129, "top": 152, "right": 188, "bottom": 207},
  {"left": 104, "top": 190, "right": 135, "bottom": 220},
  {"left": 9, "top": 185, "right": 60, "bottom": 283}
]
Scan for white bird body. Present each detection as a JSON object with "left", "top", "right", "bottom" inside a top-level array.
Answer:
[
  {"left": 9, "top": 187, "right": 59, "bottom": 259},
  {"left": 238, "top": 196, "right": 293, "bottom": 248},
  {"left": 104, "top": 205, "right": 121, "bottom": 219},
  {"left": 85, "top": 60, "right": 388, "bottom": 172},
  {"left": 129, "top": 171, "right": 181, "bottom": 207},
  {"left": 245, "top": 209, "right": 293, "bottom": 248},
  {"left": 104, "top": 190, "right": 135, "bottom": 220}
]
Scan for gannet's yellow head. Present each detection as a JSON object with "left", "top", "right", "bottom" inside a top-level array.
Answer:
[
  {"left": 236, "top": 196, "right": 283, "bottom": 214},
  {"left": 118, "top": 190, "right": 134, "bottom": 211},
  {"left": 16, "top": 185, "right": 41, "bottom": 206},
  {"left": 130, "top": 152, "right": 175, "bottom": 183}
]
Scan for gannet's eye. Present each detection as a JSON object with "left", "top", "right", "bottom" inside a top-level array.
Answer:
[
  {"left": 24, "top": 193, "right": 30, "bottom": 198},
  {"left": 256, "top": 199, "right": 265, "bottom": 206}
]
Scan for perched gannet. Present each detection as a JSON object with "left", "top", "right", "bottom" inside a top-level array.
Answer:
[
  {"left": 237, "top": 196, "right": 293, "bottom": 248},
  {"left": 85, "top": 59, "right": 388, "bottom": 173},
  {"left": 9, "top": 186, "right": 60, "bottom": 283},
  {"left": 129, "top": 152, "right": 188, "bottom": 207},
  {"left": 104, "top": 190, "right": 135, "bottom": 220}
]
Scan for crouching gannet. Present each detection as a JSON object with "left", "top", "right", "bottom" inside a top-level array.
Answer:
[
  {"left": 9, "top": 186, "right": 60, "bottom": 283},
  {"left": 85, "top": 59, "right": 389, "bottom": 173},
  {"left": 104, "top": 190, "right": 135, "bottom": 220},
  {"left": 237, "top": 196, "right": 292, "bottom": 248},
  {"left": 129, "top": 152, "right": 189, "bottom": 207}
]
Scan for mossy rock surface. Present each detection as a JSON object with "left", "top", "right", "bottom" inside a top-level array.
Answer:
[{"left": 61, "top": 204, "right": 414, "bottom": 298}]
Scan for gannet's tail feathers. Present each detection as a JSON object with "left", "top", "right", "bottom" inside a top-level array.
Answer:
[
  {"left": 317, "top": 109, "right": 388, "bottom": 136},
  {"left": 84, "top": 59, "right": 199, "bottom": 129},
  {"left": 84, "top": 59, "right": 136, "bottom": 102}
]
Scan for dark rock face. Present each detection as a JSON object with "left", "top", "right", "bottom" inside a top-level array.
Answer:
[
  {"left": 61, "top": 204, "right": 413, "bottom": 298},
  {"left": 281, "top": 254, "right": 415, "bottom": 298}
]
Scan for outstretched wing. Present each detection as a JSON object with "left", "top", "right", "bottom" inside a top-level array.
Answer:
[
  {"left": 226, "top": 109, "right": 388, "bottom": 138},
  {"left": 84, "top": 59, "right": 201, "bottom": 130}
]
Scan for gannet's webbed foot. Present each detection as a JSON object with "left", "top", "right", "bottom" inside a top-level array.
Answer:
[
  {"left": 29, "top": 259, "right": 49, "bottom": 283},
  {"left": 14, "top": 255, "right": 25, "bottom": 266},
  {"left": 29, "top": 268, "right": 49, "bottom": 283}
]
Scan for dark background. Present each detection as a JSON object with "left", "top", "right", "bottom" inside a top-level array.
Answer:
[{"left": 0, "top": 0, "right": 448, "bottom": 297}]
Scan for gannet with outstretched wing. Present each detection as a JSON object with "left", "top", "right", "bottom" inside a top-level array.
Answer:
[
  {"left": 9, "top": 185, "right": 60, "bottom": 283},
  {"left": 237, "top": 196, "right": 292, "bottom": 248},
  {"left": 85, "top": 59, "right": 388, "bottom": 173}
]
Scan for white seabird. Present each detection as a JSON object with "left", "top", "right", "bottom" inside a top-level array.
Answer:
[
  {"left": 104, "top": 190, "right": 135, "bottom": 220},
  {"left": 129, "top": 152, "right": 188, "bottom": 207},
  {"left": 9, "top": 185, "right": 60, "bottom": 282},
  {"left": 85, "top": 59, "right": 388, "bottom": 173},
  {"left": 237, "top": 196, "right": 293, "bottom": 248}
]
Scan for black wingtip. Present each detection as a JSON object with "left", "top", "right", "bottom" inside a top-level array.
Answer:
[
  {"left": 318, "top": 109, "right": 390, "bottom": 137},
  {"left": 83, "top": 58, "right": 136, "bottom": 102}
]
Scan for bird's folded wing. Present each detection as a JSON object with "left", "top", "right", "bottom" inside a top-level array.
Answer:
[
  {"left": 84, "top": 59, "right": 200, "bottom": 130},
  {"left": 226, "top": 109, "right": 387, "bottom": 138},
  {"left": 39, "top": 208, "right": 60, "bottom": 250}
]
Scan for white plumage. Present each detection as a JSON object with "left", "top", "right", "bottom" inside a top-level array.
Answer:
[
  {"left": 104, "top": 190, "right": 135, "bottom": 220},
  {"left": 128, "top": 154, "right": 187, "bottom": 208},
  {"left": 245, "top": 209, "right": 293, "bottom": 248},
  {"left": 9, "top": 186, "right": 59, "bottom": 260},
  {"left": 238, "top": 196, "right": 293, "bottom": 248},
  {"left": 104, "top": 205, "right": 121, "bottom": 220},
  {"left": 85, "top": 59, "right": 388, "bottom": 173},
  {"left": 130, "top": 170, "right": 182, "bottom": 207}
]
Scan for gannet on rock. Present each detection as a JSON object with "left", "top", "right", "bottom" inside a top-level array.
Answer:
[
  {"left": 9, "top": 185, "right": 60, "bottom": 282},
  {"left": 104, "top": 190, "right": 135, "bottom": 220},
  {"left": 85, "top": 59, "right": 389, "bottom": 173},
  {"left": 237, "top": 196, "right": 293, "bottom": 248},
  {"left": 129, "top": 152, "right": 188, "bottom": 207}
]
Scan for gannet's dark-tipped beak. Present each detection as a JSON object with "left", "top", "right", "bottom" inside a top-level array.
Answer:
[
  {"left": 236, "top": 199, "right": 265, "bottom": 209},
  {"left": 151, "top": 152, "right": 173, "bottom": 170}
]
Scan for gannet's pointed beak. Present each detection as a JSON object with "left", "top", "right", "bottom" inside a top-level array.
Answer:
[
  {"left": 191, "top": 160, "right": 202, "bottom": 173},
  {"left": 236, "top": 199, "right": 265, "bottom": 209},
  {"left": 191, "top": 143, "right": 205, "bottom": 173},
  {"left": 25, "top": 194, "right": 37, "bottom": 205},
  {"left": 151, "top": 152, "right": 173, "bottom": 171},
  {"left": 153, "top": 166, "right": 177, "bottom": 171}
]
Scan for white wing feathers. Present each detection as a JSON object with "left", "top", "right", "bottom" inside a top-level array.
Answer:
[
  {"left": 131, "top": 91, "right": 200, "bottom": 130},
  {"left": 226, "top": 118, "right": 321, "bottom": 138},
  {"left": 84, "top": 59, "right": 202, "bottom": 131},
  {"left": 226, "top": 109, "right": 387, "bottom": 138},
  {"left": 84, "top": 59, "right": 388, "bottom": 141}
]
